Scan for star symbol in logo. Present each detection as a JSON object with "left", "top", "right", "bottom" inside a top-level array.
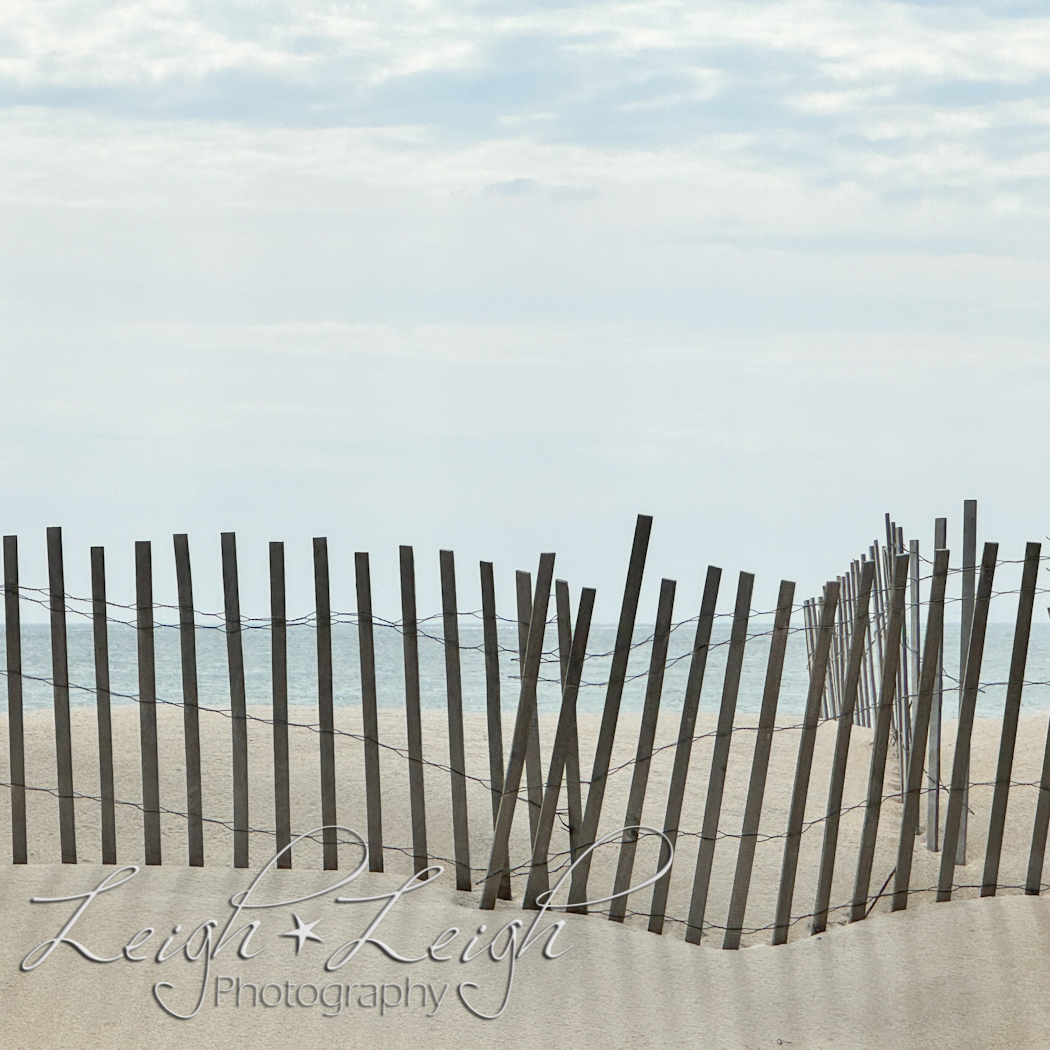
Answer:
[{"left": 280, "top": 914, "right": 323, "bottom": 955}]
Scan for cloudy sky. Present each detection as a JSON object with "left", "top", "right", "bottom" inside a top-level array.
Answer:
[{"left": 1, "top": 0, "right": 1048, "bottom": 619}]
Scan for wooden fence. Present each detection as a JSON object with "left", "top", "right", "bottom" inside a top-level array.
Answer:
[{"left": 3, "top": 505, "right": 1050, "bottom": 948}]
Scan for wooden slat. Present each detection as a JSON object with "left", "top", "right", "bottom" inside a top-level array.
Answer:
[
  {"left": 313, "top": 537, "right": 338, "bottom": 870},
  {"left": 1028, "top": 670, "right": 1050, "bottom": 893},
  {"left": 480, "top": 553, "right": 556, "bottom": 909},
  {"left": 399, "top": 546, "right": 428, "bottom": 875},
  {"left": 222, "top": 533, "right": 249, "bottom": 869},
  {"left": 4, "top": 535, "right": 27, "bottom": 864},
  {"left": 556, "top": 579, "right": 583, "bottom": 860},
  {"left": 569, "top": 514, "right": 653, "bottom": 911},
  {"left": 770, "top": 580, "right": 835, "bottom": 945},
  {"left": 135, "top": 541, "right": 162, "bottom": 866},
  {"left": 355, "top": 552, "right": 384, "bottom": 872},
  {"left": 523, "top": 585, "right": 596, "bottom": 910},
  {"left": 173, "top": 534, "right": 204, "bottom": 867},
  {"left": 269, "top": 542, "right": 292, "bottom": 869},
  {"left": 609, "top": 577, "right": 677, "bottom": 923},
  {"left": 982, "top": 542, "right": 1040, "bottom": 896},
  {"left": 90, "top": 547, "right": 116, "bottom": 865},
  {"left": 648, "top": 565, "right": 721, "bottom": 935},
  {"left": 937, "top": 541, "right": 997, "bottom": 901},
  {"left": 724, "top": 578, "right": 795, "bottom": 948},
  {"left": 850, "top": 553, "right": 909, "bottom": 921},
  {"left": 928, "top": 517, "right": 947, "bottom": 853},
  {"left": 515, "top": 570, "right": 545, "bottom": 845},
  {"left": 46, "top": 528, "right": 77, "bottom": 863},
  {"left": 811, "top": 561, "right": 875, "bottom": 935},
  {"left": 440, "top": 550, "right": 472, "bottom": 890},
  {"left": 891, "top": 548, "right": 950, "bottom": 910},
  {"left": 480, "top": 562, "right": 504, "bottom": 824},
  {"left": 684, "top": 570, "right": 753, "bottom": 944},
  {"left": 957, "top": 499, "right": 978, "bottom": 864}
]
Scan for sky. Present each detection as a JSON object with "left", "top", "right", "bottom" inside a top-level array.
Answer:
[{"left": 1, "top": 0, "right": 1049, "bottom": 622}]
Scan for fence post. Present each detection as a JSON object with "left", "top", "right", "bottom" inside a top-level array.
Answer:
[
  {"left": 480, "top": 554, "right": 556, "bottom": 910},
  {"left": 850, "top": 553, "right": 909, "bottom": 921},
  {"left": 812, "top": 561, "right": 875, "bottom": 935},
  {"left": 46, "top": 528, "right": 77, "bottom": 864},
  {"left": 957, "top": 500, "right": 978, "bottom": 864},
  {"left": 684, "top": 570, "right": 754, "bottom": 944},
  {"left": 4, "top": 536, "right": 27, "bottom": 865},
  {"left": 136, "top": 541, "right": 162, "bottom": 866},
  {"left": 648, "top": 565, "right": 721, "bottom": 935},
  {"left": 356, "top": 552, "right": 384, "bottom": 872},
  {"left": 1027, "top": 608, "right": 1050, "bottom": 894},
  {"left": 981, "top": 542, "right": 1040, "bottom": 896},
  {"left": 928, "top": 517, "right": 947, "bottom": 852},
  {"left": 399, "top": 546, "right": 428, "bottom": 875},
  {"left": 556, "top": 579, "right": 583, "bottom": 861},
  {"left": 313, "top": 537, "right": 337, "bottom": 870},
  {"left": 515, "top": 570, "right": 545, "bottom": 845},
  {"left": 90, "top": 547, "right": 117, "bottom": 865},
  {"left": 480, "top": 562, "right": 505, "bottom": 825},
  {"left": 173, "top": 535, "right": 204, "bottom": 868},
  {"left": 608, "top": 577, "right": 677, "bottom": 923},
  {"left": 522, "top": 586, "right": 596, "bottom": 910},
  {"left": 568, "top": 514, "right": 653, "bottom": 911},
  {"left": 269, "top": 541, "right": 292, "bottom": 869},
  {"left": 892, "top": 548, "right": 949, "bottom": 910},
  {"left": 937, "top": 542, "right": 997, "bottom": 901},
  {"left": 221, "top": 533, "right": 249, "bottom": 869},
  {"left": 771, "top": 580, "right": 834, "bottom": 945},
  {"left": 724, "top": 578, "right": 794, "bottom": 948}
]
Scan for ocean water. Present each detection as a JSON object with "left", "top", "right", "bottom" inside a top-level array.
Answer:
[{"left": 4, "top": 617, "right": 1050, "bottom": 722}]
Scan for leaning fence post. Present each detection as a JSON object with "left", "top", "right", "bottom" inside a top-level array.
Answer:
[
  {"left": 90, "top": 547, "right": 117, "bottom": 865},
  {"left": 928, "top": 517, "right": 947, "bottom": 852},
  {"left": 269, "top": 541, "right": 292, "bottom": 869},
  {"left": 46, "top": 528, "right": 77, "bottom": 864},
  {"left": 892, "top": 548, "right": 949, "bottom": 910},
  {"left": 480, "top": 562, "right": 505, "bottom": 825},
  {"left": 725, "top": 578, "right": 795, "bottom": 948},
  {"left": 399, "top": 546, "right": 428, "bottom": 875},
  {"left": 568, "top": 514, "right": 652, "bottom": 912},
  {"left": 515, "top": 570, "right": 545, "bottom": 846},
  {"left": 648, "top": 565, "right": 721, "bottom": 935},
  {"left": 356, "top": 552, "right": 384, "bottom": 872},
  {"left": 982, "top": 542, "right": 1040, "bottom": 896},
  {"left": 136, "top": 541, "right": 162, "bottom": 866},
  {"left": 222, "top": 533, "right": 250, "bottom": 869},
  {"left": 1026, "top": 609, "right": 1050, "bottom": 894},
  {"left": 4, "top": 536, "right": 27, "bottom": 865},
  {"left": 957, "top": 499, "right": 978, "bottom": 864},
  {"left": 173, "top": 535, "right": 204, "bottom": 867},
  {"left": 313, "top": 537, "right": 338, "bottom": 870},
  {"left": 770, "top": 579, "right": 834, "bottom": 945},
  {"left": 684, "top": 570, "right": 753, "bottom": 944},
  {"left": 811, "top": 561, "right": 875, "bottom": 935},
  {"left": 608, "top": 578, "right": 677, "bottom": 923},
  {"left": 555, "top": 579, "right": 583, "bottom": 860},
  {"left": 850, "top": 553, "right": 909, "bottom": 922},
  {"left": 937, "top": 542, "right": 997, "bottom": 902}
]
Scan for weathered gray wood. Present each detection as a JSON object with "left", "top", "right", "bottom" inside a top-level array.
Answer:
[
  {"left": 269, "top": 541, "right": 291, "bottom": 869},
  {"left": 515, "top": 570, "right": 545, "bottom": 846},
  {"left": 4, "top": 536, "right": 27, "bottom": 864},
  {"left": 90, "top": 547, "right": 116, "bottom": 865},
  {"left": 569, "top": 514, "right": 653, "bottom": 912},
  {"left": 523, "top": 585, "right": 596, "bottom": 911},
  {"left": 480, "top": 553, "right": 556, "bottom": 910},
  {"left": 850, "top": 553, "right": 910, "bottom": 922},
  {"left": 957, "top": 499, "right": 978, "bottom": 864},
  {"left": 928, "top": 517, "right": 947, "bottom": 853},
  {"left": 135, "top": 541, "right": 162, "bottom": 866},
  {"left": 725, "top": 578, "right": 795, "bottom": 948},
  {"left": 981, "top": 542, "right": 1040, "bottom": 896},
  {"left": 480, "top": 562, "right": 505, "bottom": 824},
  {"left": 355, "top": 552, "right": 384, "bottom": 872},
  {"left": 648, "top": 565, "right": 721, "bottom": 935},
  {"left": 313, "top": 537, "right": 337, "bottom": 870},
  {"left": 892, "top": 548, "right": 950, "bottom": 910},
  {"left": 684, "top": 570, "right": 753, "bottom": 944},
  {"left": 770, "top": 580, "right": 835, "bottom": 945},
  {"left": 1028, "top": 660, "right": 1050, "bottom": 892},
  {"left": 222, "top": 532, "right": 249, "bottom": 869},
  {"left": 811, "top": 561, "right": 875, "bottom": 935},
  {"left": 556, "top": 579, "right": 583, "bottom": 861},
  {"left": 937, "top": 542, "right": 997, "bottom": 901},
  {"left": 440, "top": 550, "right": 472, "bottom": 890},
  {"left": 173, "top": 534, "right": 204, "bottom": 867},
  {"left": 608, "top": 577, "right": 677, "bottom": 923},
  {"left": 399, "top": 546, "right": 428, "bottom": 875},
  {"left": 46, "top": 528, "right": 77, "bottom": 863}
]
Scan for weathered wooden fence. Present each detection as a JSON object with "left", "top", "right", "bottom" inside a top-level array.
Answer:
[{"left": 3, "top": 505, "right": 1050, "bottom": 948}]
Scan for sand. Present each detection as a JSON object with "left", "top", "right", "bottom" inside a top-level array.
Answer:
[{"left": 2, "top": 700, "right": 1050, "bottom": 1048}]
